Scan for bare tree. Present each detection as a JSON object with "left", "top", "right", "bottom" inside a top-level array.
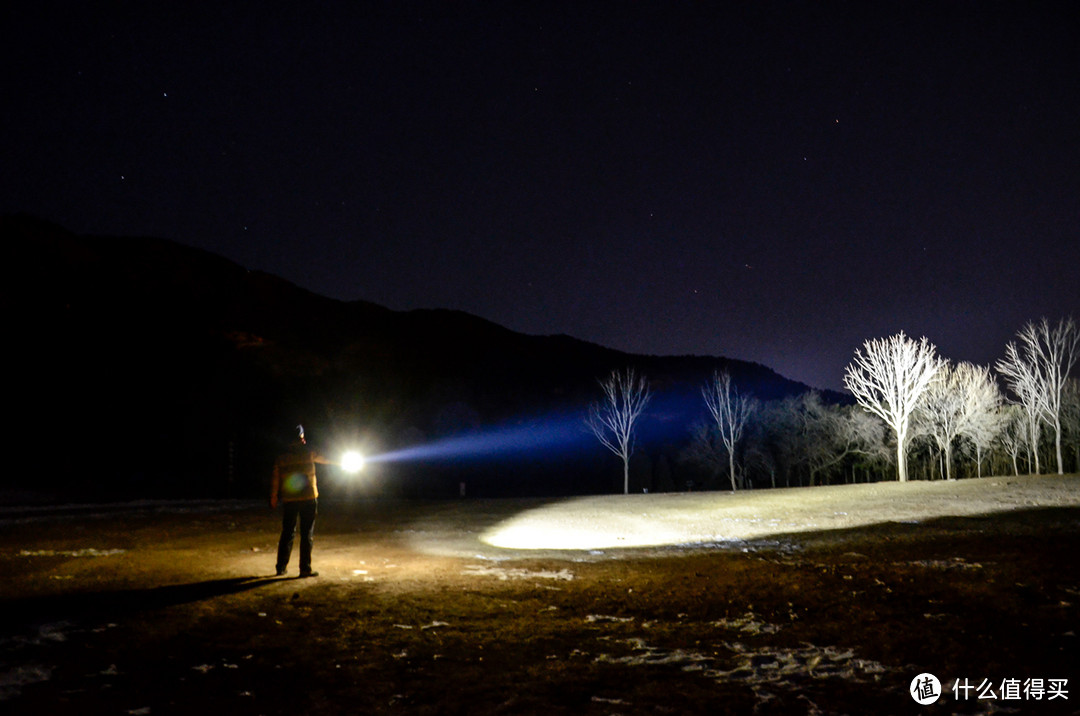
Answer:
[
  {"left": 997, "top": 404, "right": 1029, "bottom": 477},
  {"left": 1062, "top": 378, "right": 1080, "bottom": 473},
  {"left": 997, "top": 348, "right": 1046, "bottom": 474},
  {"left": 915, "top": 362, "right": 1003, "bottom": 480},
  {"left": 587, "top": 368, "right": 651, "bottom": 494},
  {"left": 793, "top": 392, "right": 886, "bottom": 486},
  {"left": 681, "top": 421, "right": 729, "bottom": 489},
  {"left": 843, "top": 332, "right": 944, "bottom": 482},
  {"left": 996, "top": 317, "right": 1080, "bottom": 475},
  {"left": 744, "top": 398, "right": 800, "bottom": 488},
  {"left": 959, "top": 366, "right": 1006, "bottom": 478},
  {"left": 702, "top": 370, "right": 757, "bottom": 491}
]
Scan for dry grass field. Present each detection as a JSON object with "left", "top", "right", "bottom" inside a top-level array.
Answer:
[{"left": 2, "top": 475, "right": 1079, "bottom": 715}]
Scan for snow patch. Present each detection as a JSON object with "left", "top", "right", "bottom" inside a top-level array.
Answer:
[
  {"left": 712, "top": 641, "right": 890, "bottom": 685},
  {"left": 0, "top": 664, "right": 53, "bottom": 701},
  {"left": 594, "top": 636, "right": 893, "bottom": 703},
  {"left": 709, "top": 612, "right": 782, "bottom": 635},
  {"left": 19, "top": 548, "right": 126, "bottom": 557},
  {"left": 36, "top": 622, "right": 71, "bottom": 643},
  {"left": 421, "top": 621, "right": 450, "bottom": 630},
  {"left": 394, "top": 620, "right": 450, "bottom": 631},
  {"left": 3, "top": 621, "right": 76, "bottom": 648},
  {"left": 903, "top": 558, "right": 984, "bottom": 571},
  {"left": 595, "top": 638, "right": 709, "bottom": 668},
  {"left": 591, "top": 695, "right": 630, "bottom": 705},
  {"left": 462, "top": 564, "right": 574, "bottom": 581}
]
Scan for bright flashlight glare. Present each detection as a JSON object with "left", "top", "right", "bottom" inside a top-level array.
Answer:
[{"left": 341, "top": 450, "right": 365, "bottom": 473}]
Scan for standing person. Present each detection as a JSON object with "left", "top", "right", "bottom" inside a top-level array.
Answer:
[{"left": 271, "top": 425, "right": 334, "bottom": 577}]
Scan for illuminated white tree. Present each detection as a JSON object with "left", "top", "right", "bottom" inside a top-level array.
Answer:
[
  {"left": 996, "top": 317, "right": 1080, "bottom": 475},
  {"left": 701, "top": 370, "right": 757, "bottom": 491},
  {"left": 843, "top": 332, "right": 944, "bottom": 482},
  {"left": 915, "top": 362, "right": 1003, "bottom": 480},
  {"left": 972, "top": 367, "right": 1005, "bottom": 474},
  {"left": 997, "top": 347, "right": 1045, "bottom": 474},
  {"left": 997, "top": 404, "right": 1029, "bottom": 477},
  {"left": 587, "top": 368, "right": 651, "bottom": 494},
  {"left": 959, "top": 374, "right": 1007, "bottom": 479}
]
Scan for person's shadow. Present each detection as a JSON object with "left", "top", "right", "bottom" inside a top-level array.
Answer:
[{"left": 2, "top": 576, "right": 285, "bottom": 632}]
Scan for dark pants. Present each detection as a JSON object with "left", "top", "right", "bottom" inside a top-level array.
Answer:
[{"left": 276, "top": 499, "right": 317, "bottom": 574}]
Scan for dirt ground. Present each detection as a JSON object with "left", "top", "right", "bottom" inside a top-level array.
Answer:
[{"left": 2, "top": 475, "right": 1079, "bottom": 715}]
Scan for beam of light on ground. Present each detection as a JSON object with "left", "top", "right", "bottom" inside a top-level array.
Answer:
[{"left": 477, "top": 476, "right": 1080, "bottom": 552}]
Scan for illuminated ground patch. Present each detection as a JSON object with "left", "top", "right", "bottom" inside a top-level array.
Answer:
[{"left": 478, "top": 475, "right": 1080, "bottom": 552}]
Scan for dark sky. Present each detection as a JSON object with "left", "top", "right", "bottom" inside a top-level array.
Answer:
[{"left": 3, "top": 2, "right": 1077, "bottom": 391}]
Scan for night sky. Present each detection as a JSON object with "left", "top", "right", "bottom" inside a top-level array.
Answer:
[{"left": 3, "top": 2, "right": 1077, "bottom": 391}]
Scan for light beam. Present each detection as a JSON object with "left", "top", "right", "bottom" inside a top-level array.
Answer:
[{"left": 364, "top": 412, "right": 592, "bottom": 466}]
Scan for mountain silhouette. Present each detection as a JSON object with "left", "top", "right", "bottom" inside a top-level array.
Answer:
[{"left": 2, "top": 214, "right": 828, "bottom": 500}]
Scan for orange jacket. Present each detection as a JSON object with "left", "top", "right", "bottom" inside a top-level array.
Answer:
[{"left": 271, "top": 444, "right": 332, "bottom": 507}]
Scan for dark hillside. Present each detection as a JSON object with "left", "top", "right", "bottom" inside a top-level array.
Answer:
[{"left": 2, "top": 215, "right": 827, "bottom": 500}]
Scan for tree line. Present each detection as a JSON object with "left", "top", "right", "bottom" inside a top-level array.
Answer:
[{"left": 588, "top": 317, "right": 1080, "bottom": 493}]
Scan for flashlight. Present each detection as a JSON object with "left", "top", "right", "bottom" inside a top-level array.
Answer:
[{"left": 341, "top": 450, "right": 365, "bottom": 473}]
